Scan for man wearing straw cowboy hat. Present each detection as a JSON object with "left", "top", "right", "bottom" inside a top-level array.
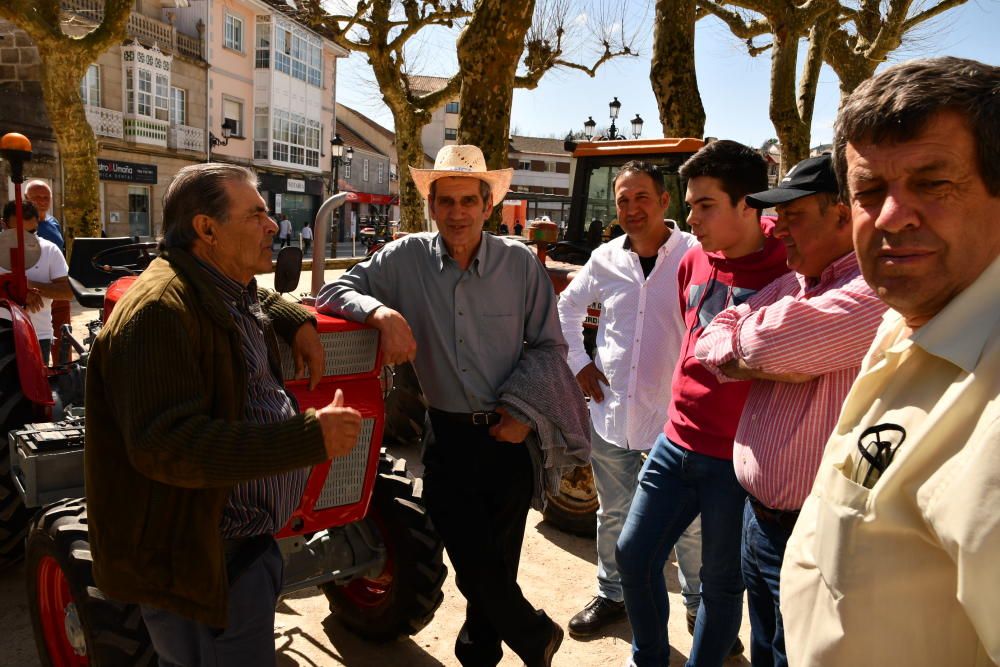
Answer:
[{"left": 319, "top": 145, "right": 581, "bottom": 666}]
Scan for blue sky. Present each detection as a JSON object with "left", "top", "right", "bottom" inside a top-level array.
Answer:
[{"left": 335, "top": 1, "right": 999, "bottom": 149}]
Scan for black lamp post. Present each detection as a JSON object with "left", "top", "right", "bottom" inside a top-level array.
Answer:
[
  {"left": 208, "top": 118, "right": 237, "bottom": 160},
  {"left": 329, "top": 133, "right": 353, "bottom": 250},
  {"left": 584, "top": 97, "right": 644, "bottom": 141}
]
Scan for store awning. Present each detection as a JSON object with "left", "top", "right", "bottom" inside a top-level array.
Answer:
[{"left": 344, "top": 191, "right": 396, "bottom": 206}]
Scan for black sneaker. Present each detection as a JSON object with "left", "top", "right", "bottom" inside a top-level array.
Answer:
[
  {"left": 685, "top": 608, "right": 744, "bottom": 657},
  {"left": 567, "top": 596, "right": 627, "bottom": 637}
]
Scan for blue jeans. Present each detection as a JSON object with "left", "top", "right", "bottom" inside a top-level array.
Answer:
[
  {"left": 616, "top": 435, "right": 747, "bottom": 667},
  {"left": 742, "top": 499, "right": 793, "bottom": 667},
  {"left": 141, "top": 539, "right": 283, "bottom": 667},
  {"left": 590, "top": 425, "right": 702, "bottom": 611}
]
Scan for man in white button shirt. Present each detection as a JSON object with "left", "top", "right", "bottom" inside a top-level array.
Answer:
[{"left": 558, "top": 161, "right": 706, "bottom": 640}]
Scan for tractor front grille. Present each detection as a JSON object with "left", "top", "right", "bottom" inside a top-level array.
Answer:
[
  {"left": 313, "top": 417, "right": 376, "bottom": 509},
  {"left": 278, "top": 328, "right": 379, "bottom": 379}
]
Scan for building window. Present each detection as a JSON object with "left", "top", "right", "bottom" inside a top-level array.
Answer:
[
  {"left": 272, "top": 21, "right": 322, "bottom": 87},
  {"left": 255, "top": 18, "right": 270, "bottom": 68},
  {"left": 269, "top": 109, "right": 321, "bottom": 167},
  {"left": 363, "top": 158, "right": 369, "bottom": 181},
  {"left": 518, "top": 159, "right": 531, "bottom": 171},
  {"left": 223, "top": 97, "right": 243, "bottom": 137},
  {"left": 444, "top": 128, "right": 457, "bottom": 141},
  {"left": 254, "top": 106, "right": 269, "bottom": 159},
  {"left": 546, "top": 161, "right": 558, "bottom": 172},
  {"left": 224, "top": 13, "right": 244, "bottom": 52},
  {"left": 170, "top": 87, "right": 186, "bottom": 125},
  {"left": 377, "top": 162, "right": 384, "bottom": 184},
  {"left": 80, "top": 64, "right": 100, "bottom": 106},
  {"left": 137, "top": 69, "right": 152, "bottom": 117},
  {"left": 128, "top": 185, "right": 151, "bottom": 237},
  {"left": 344, "top": 162, "right": 351, "bottom": 179},
  {"left": 154, "top": 73, "right": 169, "bottom": 121},
  {"left": 445, "top": 101, "right": 459, "bottom": 114}
]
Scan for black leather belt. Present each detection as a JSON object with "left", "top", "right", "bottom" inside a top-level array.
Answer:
[
  {"left": 748, "top": 496, "right": 800, "bottom": 532},
  {"left": 429, "top": 407, "right": 501, "bottom": 426}
]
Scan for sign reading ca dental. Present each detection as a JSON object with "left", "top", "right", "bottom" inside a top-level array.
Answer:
[{"left": 98, "top": 159, "right": 157, "bottom": 184}]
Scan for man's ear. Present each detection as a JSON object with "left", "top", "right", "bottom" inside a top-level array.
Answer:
[
  {"left": 191, "top": 213, "right": 216, "bottom": 245},
  {"left": 836, "top": 202, "right": 852, "bottom": 230}
]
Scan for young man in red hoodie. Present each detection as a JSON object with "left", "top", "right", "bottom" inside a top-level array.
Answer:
[{"left": 616, "top": 140, "right": 789, "bottom": 666}]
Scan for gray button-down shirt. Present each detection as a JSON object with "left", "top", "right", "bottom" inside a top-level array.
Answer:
[{"left": 317, "top": 232, "right": 565, "bottom": 412}]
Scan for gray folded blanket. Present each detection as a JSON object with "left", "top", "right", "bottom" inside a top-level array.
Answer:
[{"left": 498, "top": 345, "right": 591, "bottom": 511}]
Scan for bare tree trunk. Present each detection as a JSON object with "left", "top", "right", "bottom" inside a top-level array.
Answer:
[
  {"left": 650, "top": 0, "right": 705, "bottom": 137},
  {"left": 456, "top": 0, "right": 534, "bottom": 170},
  {"left": 393, "top": 117, "right": 431, "bottom": 232},
  {"left": 455, "top": 0, "right": 534, "bottom": 229},
  {"left": 767, "top": 23, "right": 811, "bottom": 174},
  {"left": 0, "top": 0, "right": 131, "bottom": 252}
]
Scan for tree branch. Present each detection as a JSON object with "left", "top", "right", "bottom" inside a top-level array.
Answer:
[
  {"left": 699, "top": 2, "right": 769, "bottom": 39},
  {"left": 902, "top": 0, "right": 969, "bottom": 32},
  {"left": 78, "top": 0, "right": 132, "bottom": 61}
]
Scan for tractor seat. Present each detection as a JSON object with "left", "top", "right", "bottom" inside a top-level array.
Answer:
[{"left": 67, "top": 237, "right": 136, "bottom": 309}]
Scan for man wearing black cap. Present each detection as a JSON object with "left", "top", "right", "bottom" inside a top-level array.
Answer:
[{"left": 694, "top": 154, "right": 887, "bottom": 666}]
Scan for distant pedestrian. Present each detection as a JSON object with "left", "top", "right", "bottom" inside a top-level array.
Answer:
[
  {"left": 301, "top": 221, "right": 313, "bottom": 254},
  {"left": 514, "top": 220, "right": 523, "bottom": 236},
  {"left": 277, "top": 214, "right": 292, "bottom": 248},
  {"left": 25, "top": 179, "right": 70, "bottom": 362},
  {"left": 498, "top": 222, "right": 510, "bottom": 235}
]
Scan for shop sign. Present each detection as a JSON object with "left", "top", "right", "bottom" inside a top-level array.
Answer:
[
  {"left": 98, "top": 159, "right": 157, "bottom": 184},
  {"left": 286, "top": 178, "right": 306, "bottom": 192}
]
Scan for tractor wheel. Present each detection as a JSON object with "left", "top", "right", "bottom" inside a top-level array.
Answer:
[
  {"left": 542, "top": 464, "right": 599, "bottom": 538},
  {"left": 382, "top": 362, "right": 427, "bottom": 447},
  {"left": 0, "top": 319, "right": 36, "bottom": 570},
  {"left": 322, "top": 453, "right": 447, "bottom": 641},
  {"left": 26, "top": 498, "right": 155, "bottom": 666}
]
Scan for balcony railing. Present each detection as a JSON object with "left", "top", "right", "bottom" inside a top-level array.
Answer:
[
  {"left": 123, "top": 115, "right": 169, "bottom": 148},
  {"left": 168, "top": 124, "right": 205, "bottom": 153},
  {"left": 85, "top": 105, "right": 124, "bottom": 139},
  {"left": 61, "top": 0, "right": 203, "bottom": 60}
]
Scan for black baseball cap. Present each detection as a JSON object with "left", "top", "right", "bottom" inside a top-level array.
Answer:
[{"left": 745, "top": 154, "right": 839, "bottom": 208}]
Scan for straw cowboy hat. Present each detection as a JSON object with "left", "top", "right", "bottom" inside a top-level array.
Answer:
[{"left": 410, "top": 144, "right": 513, "bottom": 205}]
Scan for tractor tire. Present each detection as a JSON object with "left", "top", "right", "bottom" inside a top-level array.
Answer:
[
  {"left": 381, "top": 363, "right": 427, "bottom": 447},
  {"left": 0, "top": 318, "right": 36, "bottom": 570},
  {"left": 322, "top": 453, "right": 447, "bottom": 642},
  {"left": 26, "top": 498, "right": 155, "bottom": 666},
  {"left": 542, "top": 464, "right": 599, "bottom": 538}
]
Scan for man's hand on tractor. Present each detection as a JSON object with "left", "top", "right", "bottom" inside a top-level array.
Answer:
[
  {"left": 24, "top": 287, "right": 43, "bottom": 313},
  {"left": 367, "top": 306, "right": 417, "bottom": 365},
  {"left": 576, "top": 362, "right": 610, "bottom": 403},
  {"left": 490, "top": 407, "right": 532, "bottom": 444},
  {"left": 292, "top": 322, "right": 324, "bottom": 391},
  {"left": 316, "top": 388, "right": 363, "bottom": 458}
]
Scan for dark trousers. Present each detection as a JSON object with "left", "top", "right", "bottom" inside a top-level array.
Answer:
[
  {"left": 140, "top": 538, "right": 283, "bottom": 667},
  {"left": 742, "top": 499, "right": 794, "bottom": 667},
  {"left": 423, "top": 414, "right": 554, "bottom": 667}
]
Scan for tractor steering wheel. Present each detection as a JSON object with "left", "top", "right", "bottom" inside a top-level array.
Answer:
[{"left": 91, "top": 241, "right": 159, "bottom": 276}]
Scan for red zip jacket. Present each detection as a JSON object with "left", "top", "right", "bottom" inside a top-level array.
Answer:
[{"left": 664, "top": 231, "right": 789, "bottom": 460}]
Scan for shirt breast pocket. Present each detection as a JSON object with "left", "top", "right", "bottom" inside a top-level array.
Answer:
[{"left": 813, "top": 459, "right": 871, "bottom": 601}]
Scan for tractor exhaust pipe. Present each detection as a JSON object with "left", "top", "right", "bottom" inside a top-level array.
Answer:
[{"left": 310, "top": 192, "right": 349, "bottom": 296}]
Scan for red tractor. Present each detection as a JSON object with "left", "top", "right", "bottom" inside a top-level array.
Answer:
[{"left": 1, "top": 134, "right": 448, "bottom": 665}]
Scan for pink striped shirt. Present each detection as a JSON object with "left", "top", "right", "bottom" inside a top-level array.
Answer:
[{"left": 694, "top": 252, "right": 886, "bottom": 510}]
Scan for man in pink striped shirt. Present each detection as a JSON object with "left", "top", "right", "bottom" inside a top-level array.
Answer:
[{"left": 694, "top": 154, "right": 887, "bottom": 667}]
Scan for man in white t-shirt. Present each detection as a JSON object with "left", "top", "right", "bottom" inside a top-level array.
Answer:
[
  {"left": 301, "top": 222, "right": 313, "bottom": 253},
  {"left": 1, "top": 200, "right": 72, "bottom": 364}
]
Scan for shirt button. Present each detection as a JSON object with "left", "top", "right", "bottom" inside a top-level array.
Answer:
[
  {"left": 459, "top": 338, "right": 464, "bottom": 343},
  {"left": 462, "top": 368, "right": 467, "bottom": 372},
  {"left": 458, "top": 311, "right": 464, "bottom": 316}
]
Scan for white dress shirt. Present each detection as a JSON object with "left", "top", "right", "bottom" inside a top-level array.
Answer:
[{"left": 558, "top": 221, "right": 698, "bottom": 450}]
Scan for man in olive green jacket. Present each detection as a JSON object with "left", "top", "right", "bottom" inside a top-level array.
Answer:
[{"left": 85, "top": 164, "right": 362, "bottom": 664}]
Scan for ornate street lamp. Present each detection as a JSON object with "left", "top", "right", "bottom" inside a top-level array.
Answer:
[
  {"left": 584, "top": 97, "right": 642, "bottom": 141},
  {"left": 329, "top": 133, "right": 354, "bottom": 253},
  {"left": 631, "top": 114, "right": 644, "bottom": 140}
]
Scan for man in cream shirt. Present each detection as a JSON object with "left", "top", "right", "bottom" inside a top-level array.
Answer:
[{"left": 780, "top": 57, "right": 1000, "bottom": 666}]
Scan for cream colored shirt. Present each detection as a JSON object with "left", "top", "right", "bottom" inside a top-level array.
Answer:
[{"left": 781, "top": 255, "right": 1000, "bottom": 667}]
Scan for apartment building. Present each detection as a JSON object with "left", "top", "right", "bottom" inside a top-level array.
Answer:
[
  {"left": 171, "top": 0, "right": 348, "bottom": 233},
  {"left": 2, "top": 0, "right": 209, "bottom": 238},
  {"left": 410, "top": 75, "right": 458, "bottom": 159},
  {"left": 506, "top": 135, "right": 572, "bottom": 223}
]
